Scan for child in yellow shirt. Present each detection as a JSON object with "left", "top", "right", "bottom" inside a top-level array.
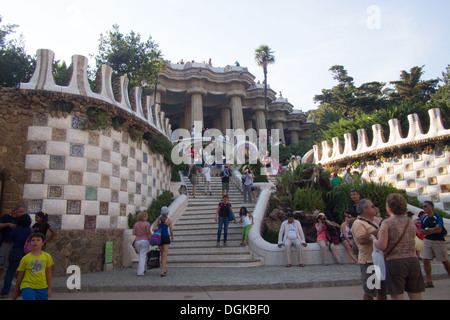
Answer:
[{"left": 12, "top": 233, "right": 54, "bottom": 300}]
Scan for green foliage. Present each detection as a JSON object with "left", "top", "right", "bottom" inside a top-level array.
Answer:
[
  {"left": 128, "top": 125, "right": 144, "bottom": 143},
  {"left": 0, "top": 16, "right": 35, "bottom": 87},
  {"left": 242, "top": 159, "right": 268, "bottom": 182},
  {"left": 292, "top": 188, "right": 326, "bottom": 214},
  {"left": 147, "top": 190, "right": 174, "bottom": 224},
  {"left": 50, "top": 101, "right": 74, "bottom": 114},
  {"left": 127, "top": 190, "right": 174, "bottom": 229},
  {"left": 326, "top": 180, "right": 421, "bottom": 222},
  {"left": 53, "top": 60, "right": 72, "bottom": 86},
  {"left": 95, "top": 24, "right": 164, "bottom": 90},
  {"left": 263, "top": 227, "right": 279, "bottom": 245},
  {"left": 84, "top": 107, "right": 109, "bottom": 131},
  {"left": 111, "top": 116, "right": 126, "bottom": 131}
]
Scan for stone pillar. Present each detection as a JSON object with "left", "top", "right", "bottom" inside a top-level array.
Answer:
[
  {"left": 184, "top": 105, "right": 192, "bottom": 130},
  {"left": 255, "top": 110, "right": 266, "bottom": 131},
  {"left": 245, "top": 119, "right": 253, "bottom": 130},
  {"left": 290, "top": 130, "right": 299, "bottom": 144},
  {"left": 190, "top": 93, "right": 204, "bottom": 129},
  {"left": 220, "top": 107, "right": 231, "bottom": 134},
  {"left": 274, "top": 121, "right": 286, "bottom": 145},
  {"left": 212, "top": 117, "right": 221, "bottom": 133},
  {"left": 187, "top": 88, "right": 207, "bottom": 132},
  {"left": 230, "top": 95, "right": 245, "bottom": 131}
]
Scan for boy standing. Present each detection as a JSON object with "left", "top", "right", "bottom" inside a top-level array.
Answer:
[{"left": 12, "top": 233, "right": 54, "bottom": 300}]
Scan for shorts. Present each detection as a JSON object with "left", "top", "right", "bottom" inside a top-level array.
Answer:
[
  {"left": 359, "top": 263, "right": 387, "bottom": 298},
  {"left": 222, "top": 182, "right": 229, "bottom": 190},
  {"left": 160, "top": 236, "right": 171, "bottom": 245},
  {"left": 21, "top": 288, "right": 48, "bottom": 300},
  {"left": 189, "top": 174, "right": 197, "bottom": 185},
  {"left": 384, "top": 257, "right": 425, "bottom": 295},
  {"left": 422, "top": 239, "right": 448, "bottom": 262}
]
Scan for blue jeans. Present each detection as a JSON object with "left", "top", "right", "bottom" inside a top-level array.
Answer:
[
  {"left": 217, "top": 216, "right": 229, "bottom": 244},
  {"left": 1, "top": 248, "right": 24, "bottom": 296},
  {"left": 21, "top": 288, "right": 48, "bottom": 300}
]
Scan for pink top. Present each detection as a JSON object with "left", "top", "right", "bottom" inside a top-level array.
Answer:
[
  {"left": 133, "top": 221, "right": 151, "bottom": 241},
  {"left": 316, "top": 222, "right": 329, "bottom": 242}
]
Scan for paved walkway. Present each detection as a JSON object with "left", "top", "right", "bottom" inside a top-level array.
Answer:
[{"left": 52, "top": 261, "right": 449, "bottom": 294}]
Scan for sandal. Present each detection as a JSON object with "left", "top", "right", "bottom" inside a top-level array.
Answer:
[
  {"left": 425, "top": 282, "right": 434, "bottom": 288},
  {"left": 285, "top": 264, "right": 292, "bottom": 267},
  {"left": 216, "top": 243, "right": 220, "bottom": 247},
  {"left": 299, "top": 264, "right": 305, "bottom": 267}
]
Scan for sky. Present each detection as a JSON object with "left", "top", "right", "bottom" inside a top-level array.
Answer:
[{"left": 1, "top": 0, "right": 449, "bottom": 112}]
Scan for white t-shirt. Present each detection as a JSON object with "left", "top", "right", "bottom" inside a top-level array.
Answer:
[
  {"left": 241, "top": 214, "right": 252, "bottom": 227},
  {"left": 202, "top": 167, "right": 211, "bottom": 182},
  {"left": 287, "top": 223, "right": 298, "bottom": 240}
]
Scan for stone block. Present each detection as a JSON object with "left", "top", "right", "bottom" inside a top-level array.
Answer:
[
  {"left": 98, "top": 161, "right": 112, "bottom": 176},
  {"left": 47, "top": 116, "right": 72, "bottom": 129},
  {"left": 47, "top": 141, "right": 70, "bottom": 156},
  {"left": 23, "top": 184, "right": 47, "bottom": 199},
  {"left": 66, "top": 128, "right": 88, "bottom": 145},
  {"left": 62, "top": 214, "right": 84, "bottom": 229},
  {"left": 28, "top": 126, "right": 52, "bottom": 141},
  {"left": 25, "top": 154, "right": 50, "bottom": 170},
  {"left": 42, "top": 199, "right": 67, "bottom": 215},
  {"left": 97, "top": 188, "right": 111, "bottom": 202},
  {"left": 99, "top": 135, "right": 113, "bottom": 150},
  {"left": 81, "top": 200, "right": 100, "bottom": 215},
  {"left": 84, "top": 145, "right": 102, "bottom": 160},
  {"left": 96, "top": 215, "right": 110, "bottom": 229},
  {"left": 45, "top": 170, "right": 69, "bottom": 185},
  {"left": 65, "top": 156, "right": 87, "bottom": 171},
  {"left": 64, "top": 185, "right": 85, "bottom": 200}
]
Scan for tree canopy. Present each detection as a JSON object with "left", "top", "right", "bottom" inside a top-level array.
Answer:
[
  {"left": 95, "top": 24, "right": 165, "bottom": 91},
  {"left": 0, "top": 15, "right": 34, "bottom": 87}
]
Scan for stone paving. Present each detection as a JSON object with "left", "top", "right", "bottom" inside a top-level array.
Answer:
[{"left": 52, "top": 261, "right": 449, "bottom": 293}]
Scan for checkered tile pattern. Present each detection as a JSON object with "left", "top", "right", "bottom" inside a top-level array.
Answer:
[{"left": 24, "top": 113, "right": 171, "bottom": 230}]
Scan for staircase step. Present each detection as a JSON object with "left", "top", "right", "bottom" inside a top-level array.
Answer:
[{"left": 136, "top": 171, "right": 264, "bottom": 268}]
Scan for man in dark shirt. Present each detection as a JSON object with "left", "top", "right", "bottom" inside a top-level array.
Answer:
[
  {"left": 214, "top": 195, "right": 236, "bottom": 246},
  {"left": 419, "top": 201, "right": 450, "bottom": 287},
  {"left": 0, "top": 205, "right": 25, "bottom": 278},
  {"left": 220, "top": 165, "right": 231, "bottom": 199}
]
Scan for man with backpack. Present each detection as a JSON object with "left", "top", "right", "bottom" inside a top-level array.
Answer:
[{"left": 215, "top": 195, "right": 237, "bottom": 247}]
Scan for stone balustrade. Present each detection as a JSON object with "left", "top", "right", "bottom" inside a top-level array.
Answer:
[{"left": 20, "top": 49, "right": 171, "bottom": 139}]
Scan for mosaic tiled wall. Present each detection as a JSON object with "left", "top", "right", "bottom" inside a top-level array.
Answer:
[
  {"left": 23, "top": 113, "right": 171, "bottom": 230},
  {"left": 355, "top": 148, "right": 450, "bottom": 212}
]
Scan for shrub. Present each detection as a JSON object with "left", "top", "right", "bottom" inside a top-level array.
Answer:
[
  {"left": 326, "top": 180, "right": 422, "bottom": 222},
  {"left": 127, "top": 190, "right": 174, "bottom": 228},
  {"left": 292, "top": 188, "right": 326, "bottom": 214}
]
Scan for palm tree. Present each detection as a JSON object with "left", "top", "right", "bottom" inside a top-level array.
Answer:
[
  {"left": 254, "top": 45, "right": 275, "bottom": 142},
  {"left": 388, "top": 66, "right": 438, "bottom": 103}
]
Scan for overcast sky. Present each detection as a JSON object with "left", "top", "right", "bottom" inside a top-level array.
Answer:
[{"left": 1, "top": 0, "right": 449, "bottom": 112}]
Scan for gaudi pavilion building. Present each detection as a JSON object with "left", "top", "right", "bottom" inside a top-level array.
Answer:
[{"left": 156, "top": 61, "right": 311, "bottom": 145}]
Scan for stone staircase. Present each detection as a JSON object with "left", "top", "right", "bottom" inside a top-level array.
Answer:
[{"left": 166, "top": 175, "right": 263, "bottom": 267}]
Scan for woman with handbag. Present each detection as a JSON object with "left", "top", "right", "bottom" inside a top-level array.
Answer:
[
  {"left": 132, "top": 212, "right": 151, "bottom": 277},
  {"left": 153, "top": 207, "right": 173, "bottom": 277},
  {"left": 372, "top": 194, "right": 425, "bottom": 300}
]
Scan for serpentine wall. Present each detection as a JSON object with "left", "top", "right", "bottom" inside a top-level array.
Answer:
[
  {"left": 0, "top": 49, "right": 174, "bottom": 274},
  {"left": 303, "top": 108, "right": 450, "bottom": 212}
]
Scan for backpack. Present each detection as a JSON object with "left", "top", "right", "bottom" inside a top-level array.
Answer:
[
  {"left": 24, "top": 234, "right": 32, "bottom": 254},
  {"left": 219, "top": 202, "right": 234, "bottom": 222},
  {"left": 326, "top": 223, "right": 341, "bottom": 245}
]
